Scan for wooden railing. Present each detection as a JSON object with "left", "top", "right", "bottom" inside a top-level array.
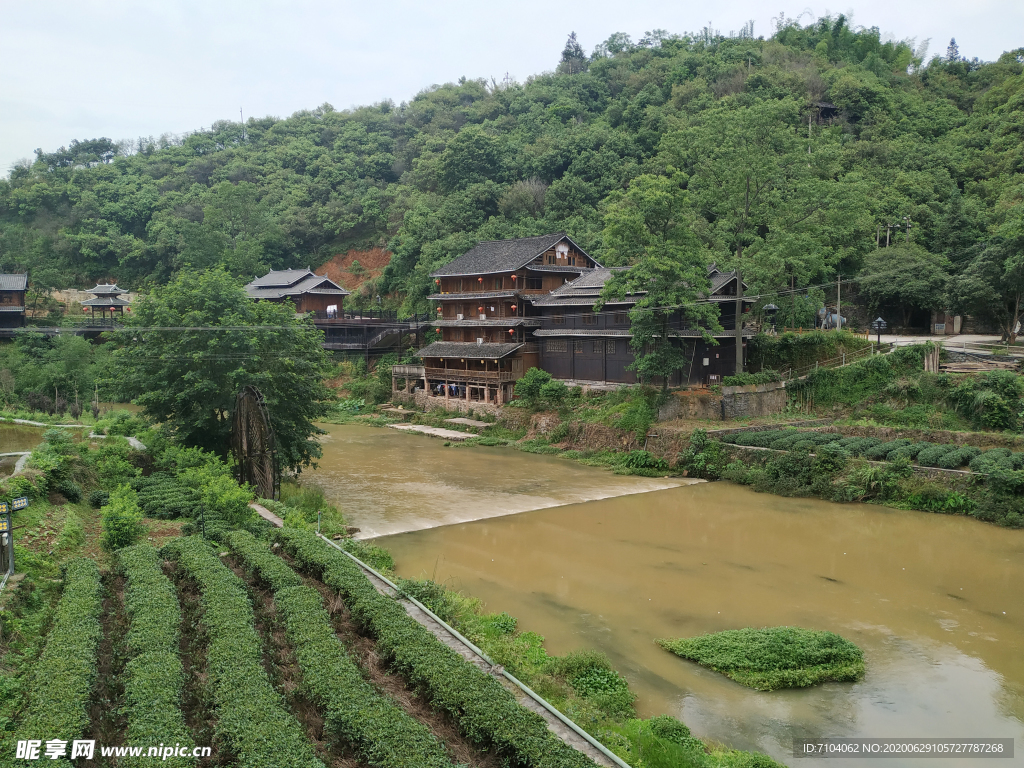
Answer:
[
  {"left": 424, "top": 367, "right": 520, "bottom": 382},
  {"left": 392, "top": 364, "right": 425, "bottom": 377}
]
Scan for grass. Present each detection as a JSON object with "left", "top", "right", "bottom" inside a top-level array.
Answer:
[{"left": 657, "top": 627, "right": 865, "bottom": 691}]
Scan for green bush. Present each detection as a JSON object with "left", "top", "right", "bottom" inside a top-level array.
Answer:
[
  {"left": 916, "top": 443, "right": 958, "bottom": 467},
  {"left": 13, "top": 559, "right": 103, "bottom": 753},
  {"left": 226, "top": 531, "right": 453, "bottom": 768},
  {"left": 162, "top": 536, "right": 324, "bottom": 768},
  {"left": 721, "top": 370, "right": 782, "bottom": 386},
  {"left": 275, "top": 528, "right": 598, "bottom": 768},
  {"left": 658, "top": 627, "right": 864, "bottom": 691},
  {"left": 935, "top": 446, "right": 981, "bottom": 469},
  {"left": 117, "top": 545, "right": 193, "bottom": 767},
  {"left": 678, "top": 429, "right": 729, "bottom": 480},
  {"left": 546, "top": 649, "right": 636, "bottom": 719},
  {"left": 101, "top": 485, "right": 144, "bottom": 551},
  {"left": 54, "top": 479, "right": 83, "bottom": 503},
  {"left": 87, "top": 488, "right": 109, "bottom": 508}
]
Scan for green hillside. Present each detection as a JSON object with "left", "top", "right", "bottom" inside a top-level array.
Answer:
[{"left": 2, "top": 17, "right": 1022, "bottom": 328}]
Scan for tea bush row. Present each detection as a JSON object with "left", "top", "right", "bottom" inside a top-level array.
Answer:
[
  {"left": 162, "top": 536, "right": 324, "bottom": 768},
  {"left": 132, "top": 472, "right": 200, "bottom": 519},
  {"left": 227, "top": 530, "right": 454, "bottom": 768},
  {"left": 13, "top": 559, "right": 103, "bottom": 758},
  {"left": 275, "top": 528, "right": 598, "bottom": 768},
  {"left": 723, "top": 430, "right": 1010, "bottom": 470},
  {"left": 117, "top": 545, "right": 193, "bottom": 767}
]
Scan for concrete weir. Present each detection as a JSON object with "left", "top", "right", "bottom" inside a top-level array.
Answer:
[{"left": 386, "top": 423, "right": 473, "bottom": 441}]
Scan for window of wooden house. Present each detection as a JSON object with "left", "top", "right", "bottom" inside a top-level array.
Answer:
[
  {"left": 494, "top": 276, "right": 503, "bottom": 289},
  {"left": 546, "top": 340, "right": 567, "bottom": 353},
  {"left": 526, "top": 277, "right": 543, "bottom": 290},
  {"left": 614, "top": 311, "right": 628, "bottom": 324},
  {"left": 545, "top": 251, "right": 557, "bottom": 265},
  {"left": 582, "top": 313, "right": 596, "bottom": 325},
  {"left": 552, "top": 311, "right": 565, "bottom": 325},
  {"left": 606, "top": 340, "right": 617, "bottom": 354},
  {"left": 574, "top": 340, "right": 584, "bottom": 353},
  {"left": 591, "top": 341, "right": 603, "bottom": 354}
]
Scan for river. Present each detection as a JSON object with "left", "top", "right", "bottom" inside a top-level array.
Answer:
[{"left": 310, "top": 424, "right": 1024, "bottom": 767}]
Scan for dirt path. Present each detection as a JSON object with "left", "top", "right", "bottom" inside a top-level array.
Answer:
[{"left": 85, "top": 573, "right": 128, "bottom": 767}]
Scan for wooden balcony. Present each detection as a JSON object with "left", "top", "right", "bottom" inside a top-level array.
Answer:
[{"left": 424, "top": 367, "right": 520, "bottom": 383}]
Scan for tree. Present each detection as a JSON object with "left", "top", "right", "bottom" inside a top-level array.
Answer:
[
  {"left": 558, "top": 32, "right": 588, "bottom": 74},
  {"left": 107, "top": 269, "right": 335, "bottom": 472},
  {"left": 600, "top": 174, "right": 721, "bottom": 388},
  {"left": 858, "top": 244, "right": 951, "bottom": 329}
]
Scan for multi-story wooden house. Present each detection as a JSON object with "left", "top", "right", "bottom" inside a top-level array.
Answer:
[
  {"left": 412, "top": 235, "right": 756, "bottom": 402},
  {"left": 414, "top": 233, "right": 600, "bottom": 404},
  {"left": 0, "top": 274, "right": 27, "bottom": 328}
]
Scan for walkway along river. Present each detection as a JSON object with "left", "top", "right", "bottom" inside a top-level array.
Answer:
[{"left": 310, "top": 423, "right": 1024, "bottom": 767}]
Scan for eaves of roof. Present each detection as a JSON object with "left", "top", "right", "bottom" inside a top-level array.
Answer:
[
  {"left": 427, "top": 291, "right": 519, "bottom": 301},
  {"left": 433, "top": 318, "right": 541, "bottom": 327},
  {"left": 414, "top": 341, "right": 524, "bottom": 360}
]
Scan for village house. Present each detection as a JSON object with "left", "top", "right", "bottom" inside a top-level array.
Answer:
[
  {"left": 244, "top": 268, "right": 350, "bottom": 314},
  {"left": 0, "top": 274, "right": 27, "bottom": 328},
  {"left": 404, "top": 234, "right": 755, "bottom": 406}
]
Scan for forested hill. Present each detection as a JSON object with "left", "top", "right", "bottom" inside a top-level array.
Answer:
[{"left": 1, "top": 17, "right": 1023, "bottom": 329}]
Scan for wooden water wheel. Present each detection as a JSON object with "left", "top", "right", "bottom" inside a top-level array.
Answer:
[{"left": 231, "top": 386, "right": 279, "bottom": 501}]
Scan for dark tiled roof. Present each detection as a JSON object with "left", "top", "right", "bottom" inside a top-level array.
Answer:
[
  {"left": 531, "top": 296, "right": 636, "bottom": 307},
  {"left": 430, "top": 233, "right": 601, "bottom": 277},
  {"left": 0, "top": 274, "right": 28, "bottom": 291},
  {"left": 525, "top": 265, "right": 593, "bottom": 274},
  {"left": 434, "top": 318, "right": 540, "bottom": 327},
  {"left": 88, "top": 283, "right": 124, "bottom": 295},
  {"left": 427, "top": 291, "right": 519, "bottom": 301},
  {"left": 82, "top": 296, "right": 131, "bottom": 307},
  {"left": 415, "top": 342, "right": 524, "bottom": 359},
  {"left": 245, "top": 270, "right": 349, "bottom": 299}
]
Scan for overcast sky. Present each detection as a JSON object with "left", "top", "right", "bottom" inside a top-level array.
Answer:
[{"left": 2, "top": 0, "right": 1021, "bottom": 175}]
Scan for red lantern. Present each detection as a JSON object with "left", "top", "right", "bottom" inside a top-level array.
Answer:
[
  {"left": 509, "top": 329, "right": 514, "bottom": 334},
  {"left": 435, "top": 279, "right": 440, "bottom": 285},
  {"left": 435, "top": 328, "right": 440, "bottom": 333},
  {"left": 436, "top": 307, "right": 442, "bottom": 313},
  {"left": 478, "top": 306, "right": 484, "bottom": 312},
  {"left": 510, "top": 304, "right": 517, "bottom": 310},
  {"left": 511, "top": 274, "right": 517, "bottom": 280},
  {"left": 478, "top": 277, "right": 483, "bottom": 282}
]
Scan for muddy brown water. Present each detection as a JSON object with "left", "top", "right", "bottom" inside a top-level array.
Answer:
[{"left": 309, "top": 425, "right": 1024, "bottom": 767}]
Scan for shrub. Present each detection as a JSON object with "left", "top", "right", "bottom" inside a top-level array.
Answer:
[
  {"left": 935, "top": 446, "right": 981, "bottom": 469},
  {"left": 226, "top": 530, "right": 452, "bottom": 768},
  {"left": 620, "top": 450, "right": 668, "bottom": 472},
  {"left": 515, "top": 367, "right": 553, "bottom": 403},
  {"left": 162, "top": 536, "right": 324, "bottom": 768},
  {"left": 88, "top": 488, "right": 110, "bottom": 508},
  {"left": 678, "top": 429, "right": 729, "bottom": 480},
  {"left": 721, "top": 370, "right": 782, "bottom": 386},
  {"left": 117, "top": 545, "right": 193, "bottom": 766},
  {"left": 864, "top": 439, "right": 912, "bottom": 460},
  {"left": 546, "top": 649, "right": 636, "bottom": 719},
  {"left": 275, "top": 528, "right": 597, "bottom": 768},
  {"left": 13, "top": 559, "right": 103, "bottom": 749},
  {"left": 54, "top": 479, "right": 83, "bottom": 503},
  {"left": 917, "top": 444, "right": 958, "bottom": 467},
  {"left": 101, "top": 485, "right": 144, "bottom": 551},
  {"left": 657, "top": 627, "right": 864, "bottom": 691}
]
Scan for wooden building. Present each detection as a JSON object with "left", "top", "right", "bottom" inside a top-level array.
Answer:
[
  {"left": 81, "top": 283, "right": 130, "bottom": 320},
  {"left": 416, "top": 233, "right": 600, "bottom": 404},
  {"left": 530, "top": 264, "right": 755, "bottom": 387},
  {"left": 244, "top": 268, "right": 349, "bottom": 314},
  {"left": 415, "top": 236, "right": 757, "bottom": 401},
  {"left": 0, "top": 274, "right": 27, "bottom": 328}
]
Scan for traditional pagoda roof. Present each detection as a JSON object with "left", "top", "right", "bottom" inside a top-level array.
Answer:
[
  {"left": 426, "top": 290, "right": 518, "bottom": 301},
  {"left": 530, "top": 268, "right": 634, "bottom": 307},
  {"left": 0, "top": 274, "right": 28, "bottom": 291},
  {"left": 88, "top": 283, "right": 125, "bottom": 296},
  {"left": 82, "top": 296, "right": 131, "bottom": 307},
  {"left": 430, "top": 233, "right": 601, "bottom": 278},
  {"left": 415, "top": 341, "right": 524, "bottom": 360},
  {"left": 245, "top": 268, "right": 349, "bottom": 300}
]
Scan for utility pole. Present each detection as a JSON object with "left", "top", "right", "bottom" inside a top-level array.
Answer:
[{"left": 836, "top": 273, "right": 841, "bottom": 331}]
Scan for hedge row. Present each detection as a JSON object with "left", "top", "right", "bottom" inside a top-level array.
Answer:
[
  {"left": 275, "top": 528, "right": 598, "bottom": 768},
  {"left": 227, "top": 527, "right": 453, "bottom": 768},
  {"left": 723, "top": 430, "right": 1003, "bottom": 470},
  {"left": 117, "top": 545, "right": 194, "bottom": 767},
  {"left": 14, "top": 558, "right": 103, "bottom": 761},
  {"left": 162, "top": 536, "right": 324, "bottom": 768}
]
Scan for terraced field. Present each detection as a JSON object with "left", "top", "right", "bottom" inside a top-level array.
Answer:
[{"left": 4, "top": 533, "right": 604, "bottom": 768}]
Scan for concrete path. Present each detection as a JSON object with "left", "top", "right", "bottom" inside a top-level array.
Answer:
[
  {"left": 249, "top": 502, "right": 284, "bottom": 528},
  {"left": 444, "top": 417, "right": 491, "bottom": 428},
  {"left": 387, "top": 424, "right": 473, "bottom": 441}
]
